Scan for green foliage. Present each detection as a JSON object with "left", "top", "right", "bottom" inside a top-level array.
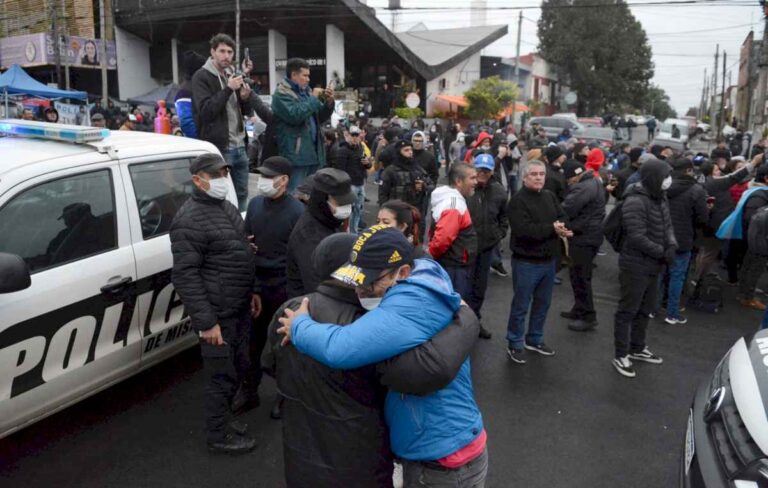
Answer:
[
  {"left": 464, "top": 76, "right": 519, "bottom": 120},
  {"left": 393, "top": 107, "right": 424, "bottom": 119},
  {"left": 641, "top": 85, "right": 677, "bottom": 121},
  {"left": 538, "top": 0, "right": 654, "bottom": 115}
]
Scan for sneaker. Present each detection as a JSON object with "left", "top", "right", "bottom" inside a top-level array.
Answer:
[
  {"left": 524, "top": 343, "right": 555, "bottom": 356},
  {"left": 629, "top": 347, "right": 664, "bottom": 364},
  {"left": 207, "top": 433, "right": 257, "bottom": 454},
  {"left": 739, "top": 297, "right": 767, "bottom": 311},
  {"left": 664, "top": 315, "right": 688, "bottom": 325},
  {"left": 648, "top": 312, "right": 655, "bottom": 319},
  {"left": 596, "top": 249, "right": 607, "bottom": 256},
  {"left": 560, "top": 310, "right": 578, "bottom": 319},
  {"left": 568, "top": 319, "right": 598, "bottom": 332},
  {"left": 553, "top": 276, "right": 563, "bottom": 285},
  {"left": 507, "top": 347, "right": 526, "bottom": 364},
  {"left": 489, "top": 262, "right": 509, "bottom": 277},
  {"left": 612, "top": 356, "right": 636, "bottom": 378}
]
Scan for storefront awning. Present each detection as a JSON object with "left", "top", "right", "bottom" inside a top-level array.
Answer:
[
  {"left": 436, "top": 94, "right": 468, "bottom": 108},
  {"left": 435, "top": 94, "right": 529, "bottom": 115}
]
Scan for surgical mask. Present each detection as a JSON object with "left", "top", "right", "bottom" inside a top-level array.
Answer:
[
  {"left": 257, "top": 176, "right": 278, "bottom": 197},
  {"left": 332, "top": 203, "right": 352, "bottom": 220},
  {"left": 661, "top": 176, "right": 673, "bottom": 191},
  {"left": 359, "top": 297, "right": 382, "bottom": 310},
  {"left": 205, "top": 177, "right": 229, "bottom": 200}
]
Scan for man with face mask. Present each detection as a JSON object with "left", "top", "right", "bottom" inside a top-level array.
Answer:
[
  {"left": 379, "top": 140, "right": 434, "bottom": 210},
  {"left": 612, "top": 158, "right": 677, "bottom": 378},
  {"left": 329, "top": 125, "right": 371, "bottom": 233},
  {"left": 411, "top": 131, "right": 440, "bottom": 188},
  {"left": 286, "top": 168, "right": 356, "bottom": 298},
  {"left": 277, "top": 226, "right": 488, "bottom": 488},
  {"left": 170, "top": 153, "right": 257, "bottom": 453}
]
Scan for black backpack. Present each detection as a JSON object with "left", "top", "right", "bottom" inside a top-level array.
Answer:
[
  {"left": 690, "top": 273, "right": 723, "bottom": 313},
  {"left": 748, "top": 206, "right": 768, "bottom": 257},
  {"left": 603, "top": 200, "right": 625, "bottom": 252}
]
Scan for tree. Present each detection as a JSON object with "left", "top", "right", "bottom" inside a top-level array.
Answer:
[
  {"left": 464, "top": 76, "right": 519, "bottom": 120},
  {"left": 641, "top": 85, "right": 677, "bottom": 121},
  {"left": 538, "top": 0, "right": 654, "bottom": 116}
]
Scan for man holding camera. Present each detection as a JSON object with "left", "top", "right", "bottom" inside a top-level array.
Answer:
[
  {"left": 192, "top": 33, "right": 271, "bottom": 211},
  {"left": 272, "top": 58, "right": 335, "bottom": 191}
]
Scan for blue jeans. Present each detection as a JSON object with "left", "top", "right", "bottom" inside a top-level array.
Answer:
[
  {"left": 762, "top": 308, "right": 768, "bottom": 330},
  {"left": 350, "top": 184, "right": 365, "bottom": 233},
  {"left": 664, "top": 251, "right": 691, "bottom": 319},
  {"left": 225, "top": 146, "right": 249, "bottom": 211},
  {"left": 506, "top": 258, "right": 556, "bottom": 350},
  {"left": 443, "top": 265, "right": 472, "bottom": 303},
  {"left": 468, "top": 248, "right": 493, "bottom": 319}
]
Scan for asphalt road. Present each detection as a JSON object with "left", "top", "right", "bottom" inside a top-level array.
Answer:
[{"left": 0, "top": 170, "right": 762, "bottom": 488}]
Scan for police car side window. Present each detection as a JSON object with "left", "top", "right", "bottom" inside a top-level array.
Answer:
[
  {"left": 0, "top": 169, "right": 116, "bottom": 273},
  {"left": 128, "top": 159, "right": 194, "bottom": 239}
]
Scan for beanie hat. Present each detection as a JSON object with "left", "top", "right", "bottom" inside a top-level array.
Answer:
[
  {"left": 629, "top": 147, "right": 644, "bottom": 164},
  {"left": 562, "top": 159, "right": 585, "bottom": 180},
  {"left": 544, "top": 145, "right": 564, "bottom": 163}
]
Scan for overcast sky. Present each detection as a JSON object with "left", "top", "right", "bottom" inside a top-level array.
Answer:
[{"left": 367, "top": 0, "right": 762, "bottom": 115}]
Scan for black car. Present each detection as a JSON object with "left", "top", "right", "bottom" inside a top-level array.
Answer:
[{"left": 681, "top": 328, "right": 768, "bottom": 487}]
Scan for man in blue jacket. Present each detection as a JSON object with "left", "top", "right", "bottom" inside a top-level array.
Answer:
[{"left": 278, "top": 225, "right": 487, "bottom": 487}]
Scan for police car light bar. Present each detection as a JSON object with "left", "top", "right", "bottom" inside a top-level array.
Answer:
[{"left": 0, "top": 119, "right": 109, "bottom": 144}]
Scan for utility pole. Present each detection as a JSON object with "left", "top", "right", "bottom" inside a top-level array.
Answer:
[
  {"left": 719, "top": 51, "right": 727, "bottom": 137},
  {"left": 235, "top": 0, "right": 241, "bottom": 66},
  {"left": 510, "top": 11, "right": 522, "bottom": 131},
  {"left": 756, "top": 11, "right": 768, "bottom": 136},
  {"left": 99, "top": 0, "right": 108, "bottom": 105},
  {"left": 51, "top": 0, "right": 62, "bottom": 88},
  {"left": 711, "top": 44, "right": 719, "bottom": 129},
  {"left": 60, "top": 0, "right": 70, "bottom": 90},
  {"left": 699, "top": 68, "right": 707, "bottom": 119}
]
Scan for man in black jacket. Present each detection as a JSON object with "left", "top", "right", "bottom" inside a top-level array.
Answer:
[
  {"left": 286, "top": 168, "right": 356, "bottom": 298},
  {"left": 612, "top": 158, "right": 676, "bottom": 378},
  {"left": 329, "top": 125, "right": 371, "bottom": 233},
  {"left": 170, "top": 153, "right": 257, "bottom": 453},
  {"left": 662, "top": 158, "right": 709, "bottom": 325},
  {"left": 505, "top": 160, "right": 572, "bottom": 364},
  {"left": 737, "top": 166, "right": 768, "bottom": 310},
  {"left": 560, "top": 160, "right": 606, "bottom": 332},
  {"left": 467, "top": 154, "right": 508, "bottom": 339},
  {"left": 379, "top": 140, "right": 434, "bottom": 209},
  {"left": 191, "top": 33, "right": 272, "bottom": 211},
  {"left": 262, "top": 233, "right": 479, "bottom": 488},
  {"left": 543, "top": 145, "right": 567, "bottom": 202},
  {"left": 614, "top": 147, "right": 644, "bottom": 200}
]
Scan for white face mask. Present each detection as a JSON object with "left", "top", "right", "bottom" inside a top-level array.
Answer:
[
  {"left": 257, "top": 176, "right": 279, "bottom": 198},
  {"left": 359, "top": 297, "right": 382, "bottom": 310},
  {"left": 205, "top": 177, "right": 229, "bottom": 200},
  {"left": 661, "top": 175, "right": 673, "bottom": 191},
  {"left": 332, "top": 203, "right": 352, "bottom": 220}
]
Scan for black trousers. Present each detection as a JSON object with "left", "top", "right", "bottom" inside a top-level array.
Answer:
[
  {"left": 613, "top": 269, "right": 658, "bottom": 358},
  {"left": 201, "top": 309, "right": 250, "bottom": 443},
  {"left": 467, "top": 247, "right": 493, "bottom": 320},
  {"left": 246, "top": 282, "right": 288, "bottom": 392},
  {"left": 567, "top": 244, "right": 598, "bottom": 322}
]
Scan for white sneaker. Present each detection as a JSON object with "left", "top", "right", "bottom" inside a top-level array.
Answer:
[
  {"left": 629, "top": 347, "right": 663, "bottom": 364},
  {"left": 612, "top": 356, "right": 636, "bottom": 378},
  {"left": 393, "top": 462, "right": 403, "bottom": 488}
]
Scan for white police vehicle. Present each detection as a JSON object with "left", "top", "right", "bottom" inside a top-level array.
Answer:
[
  {"left": 681, "top": 328, "right": 768, "bottom": 487},
  {"left": 0, "top": 120, "right": 236, "bottom": 439}
]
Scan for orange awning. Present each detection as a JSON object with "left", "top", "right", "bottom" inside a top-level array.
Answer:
[
  {"left": 436, "top": 94, "right": 469, "bottom": 108},
  {"left": 500, "top": 103, "right": 530, "bottom": 116}
]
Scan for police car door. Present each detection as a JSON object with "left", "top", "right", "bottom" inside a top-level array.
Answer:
[
  {"left": 119, "top": 155, "right": 199, "bottom": 366},
  {"left": 0, "top": 158, "right": 141, "bottom": 438}
]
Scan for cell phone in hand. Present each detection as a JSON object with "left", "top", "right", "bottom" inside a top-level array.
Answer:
[{"left": 244, "top": 47, "right": 250, "bottom": 62}]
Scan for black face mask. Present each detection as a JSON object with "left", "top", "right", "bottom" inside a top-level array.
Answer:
[{"left": 576, "top": 154, "right": 587, "bottom": 164}]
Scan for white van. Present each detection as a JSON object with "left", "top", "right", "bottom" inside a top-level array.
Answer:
[{"left": 652, "top": 118, "right": 690, "bottom": 152}]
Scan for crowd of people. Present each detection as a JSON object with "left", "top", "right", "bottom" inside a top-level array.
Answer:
[{"left": 70, "top": 31, "right": 766, "bottom": 488}]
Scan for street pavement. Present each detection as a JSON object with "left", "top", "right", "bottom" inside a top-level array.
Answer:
[{"left": 0, "top": 155, "right": 761, "bottom": 488}]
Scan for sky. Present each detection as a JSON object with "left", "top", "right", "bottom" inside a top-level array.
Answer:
[{"left": 367, "top": 0, "right": 763, "bottom": 115}]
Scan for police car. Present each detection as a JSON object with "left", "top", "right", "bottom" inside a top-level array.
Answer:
[
  {"left": 681, "top": 328, "right": 768, "bottom": 487},
  {"left": 0, "top": 120, "right": 237, "bottom": 439}
]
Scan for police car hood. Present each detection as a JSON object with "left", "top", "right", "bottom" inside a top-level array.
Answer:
[{"left": 729, "top": 328, "right": 768, "bottom": 454}]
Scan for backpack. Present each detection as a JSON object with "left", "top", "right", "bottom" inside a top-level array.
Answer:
[
  {"left": 603, "top": 200, "right": 625, "bottom": 252},
  {"left": 690, "top": 273, "right": 723, "bottom": 313},
  {"left": 748, "top": 206, "right": 768, "bottom": 256}
]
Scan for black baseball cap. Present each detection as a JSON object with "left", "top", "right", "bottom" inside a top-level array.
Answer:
[
  {"left": 332, "top": 225, "right": 415, "bottom": 287},
  {"left": 256, "top": 156, "right": 292, "bottom": 177},
  {"left": 190, "top": 153, "right": 230, "bottom": 174},
  {"left": 313, "top": 168, "right": 356, "bottom": 205},
  {"left": 562, "top": 159, "right": 585, "bottom": 180},
  {"left": 395, "top": 140, "right": 413, "bottom": 151}
]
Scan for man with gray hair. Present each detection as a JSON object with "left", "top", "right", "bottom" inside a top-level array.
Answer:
[{"left": 505, "top": 160, "right": 572, "bottom": 364}]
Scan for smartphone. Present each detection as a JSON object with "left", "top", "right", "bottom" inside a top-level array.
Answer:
[
  {"left": 243, "top": 47, "right": 250, "bottom": 63},
  {"left": 328, "top": 79, "right": 337, "bottom": 90}
]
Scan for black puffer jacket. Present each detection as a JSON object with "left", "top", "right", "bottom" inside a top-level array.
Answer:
[
  {"left": 170, "top": 189, "right": 255, "bottom": 332},
  {"left": 620, "top": 160, "right": 677, "bottom": 275},
  {"left": 467, "top": 179, "right": 509, "bottom": 252},
  {"left": 286, "top": 190, "right": 344, "bottom": 298},
  {"left": 703, "top": 165, "right": 752, "bottom": 235},
  {"left": 561, "top": 170, "right": 606, "bottom": 248},
  {"left": 413, "top": 148, "right": 439, "bottom": 185},
  {"left": 329, "top": 141, "right": 368, "bottom": 186},
  {"left": 378, "top": 155, "right": 434, "bottom": 208},
  {"left": 666, "top": 174, "right": 708, "bottom": 252}
]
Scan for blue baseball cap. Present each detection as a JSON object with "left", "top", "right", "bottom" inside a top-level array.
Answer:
[
  {"left": 332, "top": 225, "right": 414, "bottom": 287},
  {"left": 474, "top": 153, "right": 495, "bottom": 171}
]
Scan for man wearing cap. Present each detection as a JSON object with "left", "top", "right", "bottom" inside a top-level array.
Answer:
[
  {"left": 560, "top": 160, "right": 606, "bottom": 332},
  {"left": 286, "top": 167, "right": 356, "bottom": 298},
  {"left": 379, "top": 140, "right": 434, "bottom": 210},
  {"left": 263, "top": 230, "right": 479, "bottom": 487},
  {"left": 170, "top": 153, "right": 257, "bottom": 453},
  {"left": 45, "top": 203, "right": 101, "bottom": 266},
  {"left": 466, "top": 154, "right": 507, "bottom": 339},
  {"left": 91, "top": 113, "right": 106, "bottom": 128},
  {"left": 543, "top": 145, "right": 567, "bottom": 202},
  {"left": 277, "top": 226, "right": 488, "bottom": 487},
  {"left": 329, "top": 125, "right": 371, "bottom": 233},
  {"left": 239, "top": 156, "right": 304, "bottom": 412}
]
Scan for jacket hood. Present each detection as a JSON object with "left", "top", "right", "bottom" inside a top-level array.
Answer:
[
  {"left": 666, "top": 174, "right": 697, "bottom": 198},
  {"left": 202, "top": 57, "right": 227, "bottom": 82},
  {"left": 585, "top": 148, "right": 605, "bottom": 172},
  {"left": 390, "top": 258, "right": 461, "bottom": 313},
  {"left": 475, "top": 131, "right": 492, "bottom": 146},
  {"left": 639, "top": 158, "right": 671, "bottom": 199},
  {"left": 430, "top": 185, "right": 467, "bottom": 221}
]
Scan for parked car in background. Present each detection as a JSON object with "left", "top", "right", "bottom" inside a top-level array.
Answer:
[
  {"left": 652, "top": 118, "right": 690, "bottom": 152},
  {"left": 553, "top": 112, "right": 578, "bottom": 121},
  {"left": 625, "top": 114, "right": 648, "bottom": 126},
  {"left": 695, "top": 121, "right": 711, "bottom": 135},
  {"left": 578, "top": 117, "right": 604, "bottom": 128},
  {"left": 526, "top": 116, "right": 615, "bottom": 147}
]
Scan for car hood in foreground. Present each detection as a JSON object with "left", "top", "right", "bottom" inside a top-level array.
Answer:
[{"left": 729, "top": 328, "right": 768, "bottom": 454}]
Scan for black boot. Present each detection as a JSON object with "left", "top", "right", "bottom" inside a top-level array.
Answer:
[
  {"left": 567, "top": 319, "right": 598, "bottom": 332},
  {"left": 207, "top": 433, "right": 257, "bottom": 454}
]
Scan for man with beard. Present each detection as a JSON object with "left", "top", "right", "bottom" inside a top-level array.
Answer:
[{"left": 379, "top": 140, "right": 434, "bottom": 210}]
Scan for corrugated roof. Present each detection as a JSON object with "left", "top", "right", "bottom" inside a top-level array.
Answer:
[{"left": 395, "top": 25, "right": 509, "bottom": 67}]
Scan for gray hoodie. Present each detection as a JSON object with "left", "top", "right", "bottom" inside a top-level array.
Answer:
[{"left": 203, "top": 57, "right": 245, "bottom": 149}]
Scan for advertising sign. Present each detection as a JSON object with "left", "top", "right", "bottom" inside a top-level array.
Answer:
[{"left": 0, "top": 34, "right": 117, "bottom": 70}]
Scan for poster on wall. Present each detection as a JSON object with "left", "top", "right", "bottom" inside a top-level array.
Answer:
[{"left": 0, "top": 33, "right": 117, "bottom": 70}]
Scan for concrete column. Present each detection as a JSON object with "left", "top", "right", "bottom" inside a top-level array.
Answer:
[
  {"left": 268, "top": 29, "right": 287, "bottom": 94},
  {"left": 171, "top": 38, "right": 179, "bottom": 85},
  {"left": 325, "top": 24, "right": 345, "bottom": 86}
]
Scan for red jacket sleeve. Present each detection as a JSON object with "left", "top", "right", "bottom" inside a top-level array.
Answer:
[{"left": 429, "top": 209, "right": 461, "bottom": 260}]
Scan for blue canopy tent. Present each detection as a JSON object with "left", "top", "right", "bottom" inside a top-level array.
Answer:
[
  {"left": 0, "top": 64, "right": 88, "bottom": 117},
  {"left": 127, "top": 83, "right": 180, "bottom": 107}
]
